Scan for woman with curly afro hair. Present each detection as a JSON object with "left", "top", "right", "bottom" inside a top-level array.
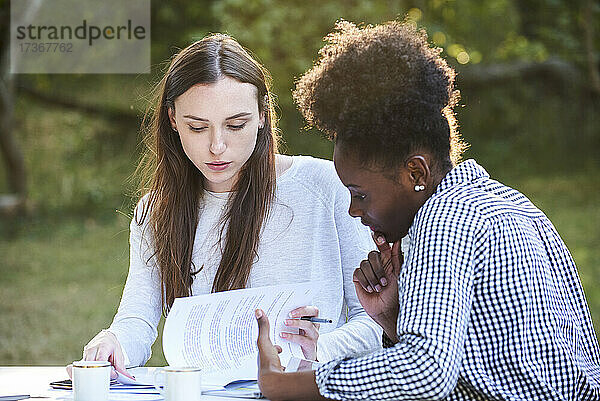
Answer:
[{"left": 255, "top": 20, "right": 600, "bottom": 401}]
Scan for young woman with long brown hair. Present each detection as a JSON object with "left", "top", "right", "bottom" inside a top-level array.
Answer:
[{"left": 75, "top": 33, "right": 382, "bottom": 378}]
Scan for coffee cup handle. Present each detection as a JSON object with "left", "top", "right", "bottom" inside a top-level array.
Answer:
[{"left": 153, "top": 368, "right": 165, "bottom": 396}]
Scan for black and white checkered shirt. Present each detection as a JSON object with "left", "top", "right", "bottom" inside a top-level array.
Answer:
[{"left": 315, "top": 160, "right": 600, "bottom": 400}]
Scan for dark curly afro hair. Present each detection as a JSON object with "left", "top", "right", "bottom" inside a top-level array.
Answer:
[{"left": 293, "top": 20, "right": 466, "bottom": 172}]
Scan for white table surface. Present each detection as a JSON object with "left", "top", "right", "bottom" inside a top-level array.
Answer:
[{"left": 0, "top": 366, "right": 260, "bottom": 400}]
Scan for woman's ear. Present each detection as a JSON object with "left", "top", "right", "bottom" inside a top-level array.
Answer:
[
  {"left": 405, "top": 155, "right": 431, "bottom": 191},
  {"left": 258, "top": 94, "right": 269, "bottom": 129},
  {"left": 258, "top": 110, "right": 266, "bottom": 129},
  {"left": 167, "top": 106, "right": 178, "bottom": 132}
]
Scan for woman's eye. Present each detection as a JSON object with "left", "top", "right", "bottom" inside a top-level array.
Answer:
[
  {"left": 189, "top": 126, "right": 207, "bottom": 132},
  {"left": 228, "top": 122, "right": 247, "bottom": 130},
  {"left": 352, "top": 194, "right": 367, "bottom": 201}
]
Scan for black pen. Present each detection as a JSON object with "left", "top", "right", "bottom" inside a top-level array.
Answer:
[{"left": 295, "top": 317, "right": 333, "bottom": 323}]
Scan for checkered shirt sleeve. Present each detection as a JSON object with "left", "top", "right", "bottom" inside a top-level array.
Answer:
[{"left": 314, "top": 160, "right": 600, "bottom": 400}]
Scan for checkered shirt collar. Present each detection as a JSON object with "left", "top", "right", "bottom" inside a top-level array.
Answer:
[{"left": 433, "top": 159, "right": 490, "bottom": 196}]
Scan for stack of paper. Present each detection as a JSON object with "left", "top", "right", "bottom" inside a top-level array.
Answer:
[{"left": 162, "top": 282, "right": 313, "bottom": 386}]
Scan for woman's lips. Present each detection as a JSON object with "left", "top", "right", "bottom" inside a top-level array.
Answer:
[
  {"left": 206, "top": 161, "right": 232, "bottom": 171},
  {"left": 364, "top": 222, "right": 382, "bottom": 234},
  {"left": 362, "top": 219, "right": 375, "bottom": 230}
]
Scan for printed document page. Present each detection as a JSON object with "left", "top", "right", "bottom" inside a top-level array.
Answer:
[{"left": 162, "top": 282, "right": 313, "bottom": 386}]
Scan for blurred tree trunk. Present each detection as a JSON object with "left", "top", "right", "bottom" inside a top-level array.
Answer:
[
  {"left": 0, "top": 0, "right": 42, "bottom": 214},
  {"left": 0, "top": 66, "right": 26, "bottom": 213},
  {"left": 0, "top": 0, "right": 26, "bottom": 213}
]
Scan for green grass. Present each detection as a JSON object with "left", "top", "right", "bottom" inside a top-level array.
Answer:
[
  {"left": 0, "top": 95, "right": 598, "bottom": 366},
  {"left": 1, "top": 215, "right": 129, "bottom": 364},
  {"left": 0, "top": 214, "right": 168, "bottom": 366}
]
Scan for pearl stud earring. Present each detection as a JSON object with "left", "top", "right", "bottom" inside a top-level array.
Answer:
[{"left": 414, "top": 185, "right": 425, "bottom": 192}]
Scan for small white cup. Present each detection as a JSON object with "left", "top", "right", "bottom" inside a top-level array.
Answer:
[
  {"left": 153, "top": 366, "right": 203, "bottom": 401},
  {"left": 72, "top": 360, "right": 111, "bottom": 401}
]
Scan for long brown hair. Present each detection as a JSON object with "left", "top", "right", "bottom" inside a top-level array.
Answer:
[{"left": 135, "top": 34, "right": 279, "bottom": 313}]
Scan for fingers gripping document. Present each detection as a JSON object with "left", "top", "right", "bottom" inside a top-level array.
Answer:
[{"left": 162, "top": 282, "right": 313, "bottom": 386}]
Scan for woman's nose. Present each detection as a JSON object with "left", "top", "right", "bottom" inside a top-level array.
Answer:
[
  {"left": 209, "top": 130, "right": 226, "bottom": 155},
  {"left": 348, "top": 202, "right": 363, "bottom": 218}
]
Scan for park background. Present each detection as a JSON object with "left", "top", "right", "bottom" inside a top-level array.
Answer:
[{"left": 1, "top": 0, "right": 598, "bottom": 366}]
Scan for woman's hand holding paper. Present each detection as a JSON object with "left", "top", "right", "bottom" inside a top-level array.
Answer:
[
  {"left": 256, "top": 309, "right": 326, "bottom": 401},
  {"left": 281, "top": 305, "right": 320, "bottom": 360}
]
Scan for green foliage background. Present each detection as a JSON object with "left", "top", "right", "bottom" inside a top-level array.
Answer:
[{"left": 1, "top": 0, "right": 598, "bottom": 365}]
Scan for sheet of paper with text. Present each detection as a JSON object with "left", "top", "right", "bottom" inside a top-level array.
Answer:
[{"left": 162, "top": 282, "right": 313, "bottom": 386}]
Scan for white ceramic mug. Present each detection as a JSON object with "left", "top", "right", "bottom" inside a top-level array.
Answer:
[
  {"left": 72, "top": 360, "right": 111, "bottom": 401},
  {"left": 153, "top": 366, "right": 203, "bottom": 401}
]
